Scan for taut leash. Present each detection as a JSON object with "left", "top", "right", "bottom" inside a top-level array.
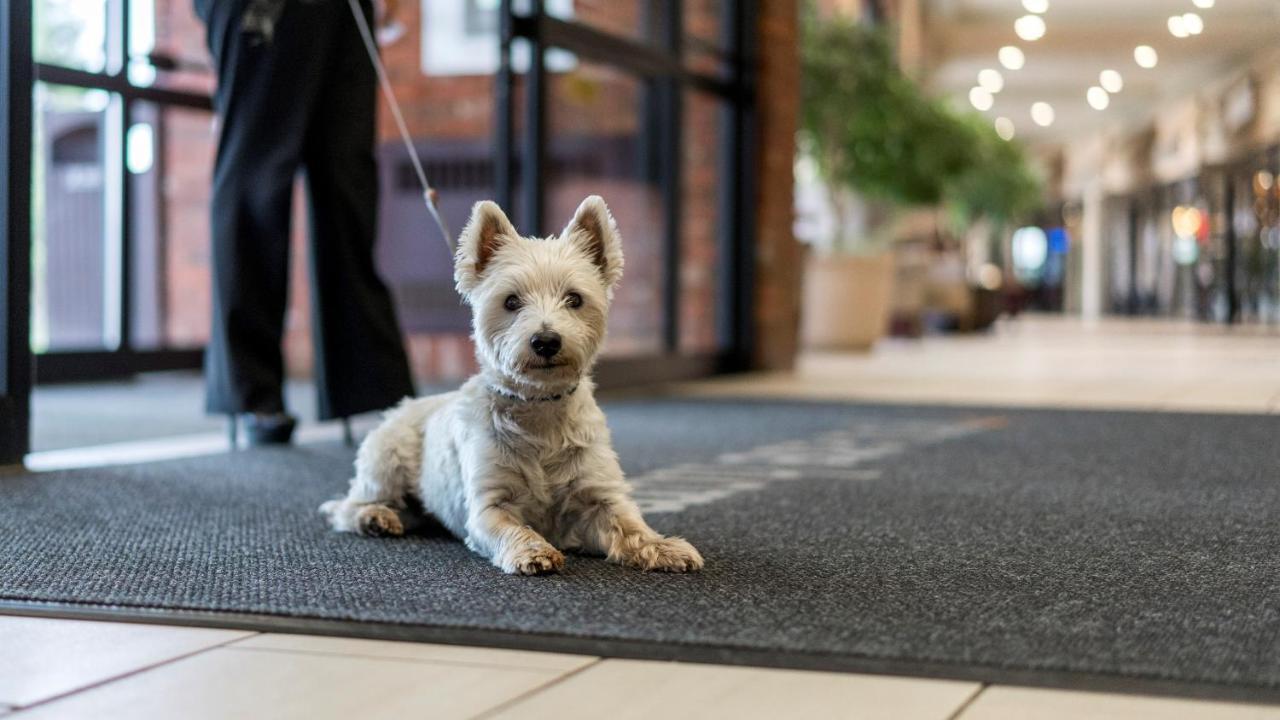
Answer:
[{"left": 347, "top": 0, "right": 455, "bottom": 254}]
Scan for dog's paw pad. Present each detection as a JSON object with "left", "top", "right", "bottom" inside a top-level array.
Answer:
[
  {"left": 634, "top": 537, "right": 704, "bottom": 573},
  {"left": 355, "top": 506, "right": 404, "bottom": 537},
  {"left": 509, "top": 545, "right": 565, "bottom": 575}
]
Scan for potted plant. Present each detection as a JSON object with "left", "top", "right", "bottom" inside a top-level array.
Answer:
[
  {"left": 941, "top": 115, "right": 1044, "bottom": 329},
  {"left": 798, "top": 16, "right": 977, "bottom": 349}
]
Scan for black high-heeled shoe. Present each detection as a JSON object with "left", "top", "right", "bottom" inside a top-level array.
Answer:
[{"left": 229, "top": 412, "right": 297, "bottom": 448}]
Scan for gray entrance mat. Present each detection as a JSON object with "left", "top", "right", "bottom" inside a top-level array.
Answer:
[{"left": 2, "top": 399, "right": 1279, "bottom": 702}]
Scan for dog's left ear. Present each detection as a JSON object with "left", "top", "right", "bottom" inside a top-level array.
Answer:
[{"left": 561, "top": 195, "right": 624, "bottom": 291}]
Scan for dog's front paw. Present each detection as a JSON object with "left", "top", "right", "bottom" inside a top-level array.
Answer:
[
  {"left": 502, "top": 542, "right": 565, "bottom": 576},
  {"left": 355, "top": 505, "right": 404, "bottom": 537},
  {"left": 629, "top": 536, "right": 704, "bottom": 573}
]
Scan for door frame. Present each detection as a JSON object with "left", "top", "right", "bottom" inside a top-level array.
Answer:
[{"left": 0, "top": 0, "right": 33, "bottom": 466}]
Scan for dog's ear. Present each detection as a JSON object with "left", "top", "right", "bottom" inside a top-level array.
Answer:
[
  {"left": 561, "top": 195, "right": 624, "bottom": 291},
  {"left": 455, "top": 200, "right": 519, "bottom": 298}
]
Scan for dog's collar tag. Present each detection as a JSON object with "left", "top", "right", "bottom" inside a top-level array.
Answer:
[{"left": 489, "top": 383, "right": 578, "bottom": 403}]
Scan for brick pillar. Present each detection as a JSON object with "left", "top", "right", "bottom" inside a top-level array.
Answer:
[{"left": 751, "top": 2, "right": 802, "bottom": 372}]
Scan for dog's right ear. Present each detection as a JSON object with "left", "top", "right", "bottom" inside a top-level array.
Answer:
[{"left": 455, "top": 200, "right": 518, "bottom": 299}]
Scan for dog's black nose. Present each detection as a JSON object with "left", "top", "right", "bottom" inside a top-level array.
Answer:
[{"left": 530, "top": 331, "right": 562, "bottom": 359}]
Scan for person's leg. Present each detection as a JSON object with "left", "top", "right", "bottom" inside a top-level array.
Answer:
[
  {"left": 201, "top": 0, "right": 327, "bottom": 418},
  {"left": 301, "top": 0, "right": 414, "bottom": 421}
]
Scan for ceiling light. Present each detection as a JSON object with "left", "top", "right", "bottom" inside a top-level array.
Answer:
[
  {"left": 999, "top": 46, "right": 1026, "bottom": 70},
  {"left": 1031, "top": 102, "right": 1055, "bottom": 127},
  {"left": 1022, "top": 0, "right": 1049, "bottom": 13},
  {"left": 1168, "top": 15, "right": 1188, "bottom": 38},
  {"left": 978, "top": 69, "right": 1004, "bottom": 93},
  {"left": 1087, "top": 86, "right": 1110, "bottom": 110},
  {"left": 970, "top": 86, "right": 994, "bottom": 111},
  {"left": 1182, "top": 12, "right": 1203, "bottom": 35},
  {"left": 1134, "top": 45, "right": 1158, "bottom": 69},
  {"left": 1192, "top": 0, "right": 1214, "bottom": 8},
  {"left": 1014, "top": 15, "right": 1046, "bottom": 41},
  {"left": 995, "top": 117, "right": 1016, "bottom": 141},
  {"left": 1099, "top": 69, "right": 1123, "bottom": 93}
]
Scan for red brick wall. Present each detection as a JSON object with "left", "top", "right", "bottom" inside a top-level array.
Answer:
[{"left": 751, "top": 1, "right": 802, "bottom": 371}]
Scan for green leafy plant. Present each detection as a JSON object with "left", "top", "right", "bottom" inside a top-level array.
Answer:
[
  {"left": 800, "top": 13, "right": 1042, "bottom": 253},
  {"left": 943, "top": 115, "right": 1044, "bottom": 231}
]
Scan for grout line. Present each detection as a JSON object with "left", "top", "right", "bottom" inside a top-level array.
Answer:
[
  {"left": 223, "top": 644, "right": 592, "bottom": 674},
  {"left": 4, "top": 631, "right": 260, "bottom": 713},
  {"left": 945, "top": 683, "right": 989, "bottom": 720},
  {"left": 467, "top": 657, "right": 604, "bottom": 720}
]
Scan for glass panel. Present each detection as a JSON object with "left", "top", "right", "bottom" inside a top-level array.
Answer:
[
  {"left": 373, "top": 10, "right": 506, "bottom": 337},
  {"left": 679, "top": 90, "right": 724, "bottom": 353},
  {"left": 31, "top": 82, "right": 118, "bottom": 353},
  {"left": 128, "top": 102, "right": 216, "bottom": 349},
  {"left": 34, "top": 0, "right": 110, "bottom": 73},
  {"left": 1237, "top": 159, "right": 1280, "bottom": 323},
  {"left": 128, "top": 0, "right": 216, "bottom": 94},
  {"left": 569, "top": 1, "right": 651, "bottom": 46},
  {"left": 545, "top": 62, "right": 665, "bottom": 356},
  {"left": 684, "top": 0, "right": 728, "bottom": 79},
  {"left": 1201, "top": 173, "right": 1230, "bottom": 322}
]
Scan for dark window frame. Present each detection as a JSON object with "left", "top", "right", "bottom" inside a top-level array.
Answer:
[{"left": 31, "top": 0, "right": 212, "bottom": 384}]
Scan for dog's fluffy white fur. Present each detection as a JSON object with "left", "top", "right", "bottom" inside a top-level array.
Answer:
[{"left": 320, "top": 196, "right": 704, "bottom": 575}]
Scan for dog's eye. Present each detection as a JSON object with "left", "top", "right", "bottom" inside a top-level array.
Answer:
[
  {"left": 565, "top": 292, "right": 583, "bottom": 309},
  {"left": 503, "top": 295, "right": 522, "bottom": 311}
]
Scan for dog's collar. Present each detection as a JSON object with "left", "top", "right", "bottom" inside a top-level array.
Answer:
[{"left": 488, "top": 383, "right": 579, "bottom": 403}]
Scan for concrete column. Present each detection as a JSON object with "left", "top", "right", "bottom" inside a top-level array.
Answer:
[{"left": 1080, "top": 181, "right": 1104, "bottom": 321}]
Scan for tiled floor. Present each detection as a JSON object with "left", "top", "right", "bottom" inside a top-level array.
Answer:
[
  {"left": 4, "top": 619, "right": 1279, "bottom": 719},
  {"left": 674, "top": 316, "right": 1280, "bottom": 414},
  {"left": 7, "top": 316, "right": 1280, "bottom": 718}
]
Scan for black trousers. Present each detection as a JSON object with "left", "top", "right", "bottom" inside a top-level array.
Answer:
[{"left": 198, "top": 0, "right": 414, "bottom": 420}]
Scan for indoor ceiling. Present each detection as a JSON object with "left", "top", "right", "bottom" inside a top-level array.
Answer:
[{"left": 923, "top": 0, "right": 1280, "bottom": 147}]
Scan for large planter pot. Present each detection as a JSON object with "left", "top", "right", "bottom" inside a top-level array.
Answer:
[{"left": 800, "top": 252, "right": 895, "bottom": 351}]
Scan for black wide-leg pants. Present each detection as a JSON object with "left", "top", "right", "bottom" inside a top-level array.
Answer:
[{"left": 198, "top": 0, "right": 414, "bottom": 420}]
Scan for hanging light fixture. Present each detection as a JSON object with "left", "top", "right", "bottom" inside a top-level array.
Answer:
[
  {"left": 1134, "top": 45, "right": 1158, "bottom": 69},
  {"left": 1099, "top": 69, "right": 1123, "bottom": 93},
  {"left": 978, "top": 68, "right": 1005, "bottom": 93},
  {"left": 1031, "top": 102, "right": 1055, "bottom": 126},
  {"left": 999, "top": 46, "right": 1026, "bottom": 70},
  {"left": 1015, "top": 14, "right": 1046, "bottom": 41}
]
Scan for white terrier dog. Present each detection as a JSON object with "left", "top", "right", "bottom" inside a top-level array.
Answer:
[{"left": 321, "top": 196, "right": 704, "bottom": 575}]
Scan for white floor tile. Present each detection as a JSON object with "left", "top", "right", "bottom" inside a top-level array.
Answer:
[
  {"left": 0, "top": 616, "right": 251, "bottom": 708},
  {"left": 15, "top": 646, "right": 578, "bottom": 720},
  {"left": 958, "top": 686, "right": 1280, "bottom": 719},
  {"left": 485, "top": 659, "right": 980, "bottom": 720},
  {"left": 676, "top": 316, "right": 1280, "bottom": 415},
  {"left": 232, "top": 633, "right": 595, "bottom": 672}
]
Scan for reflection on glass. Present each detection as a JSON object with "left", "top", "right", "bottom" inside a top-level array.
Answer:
[
  {"left": 32, "top": 82, "right": 116, "bottom": 352},
  {"left": 546, "top": 63, "right": 665, "bottom": 356},
  {"left": 130, "top": 0, "right": 215, "bottom": 93},
  {"left": 680, "top": 90, "right": 724, "bottom": 353},
  {"left": 569, "top": 1, "right": 646, "bottom": 45},
  {"left": 684, "top": 0, "right": 729, "bottom": 79},
  {"left": 128, "top": 103, "right": 216, "bottom": 350},
  {"left": 34, "top": 0, "right": 108, "bottom": 72}
]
